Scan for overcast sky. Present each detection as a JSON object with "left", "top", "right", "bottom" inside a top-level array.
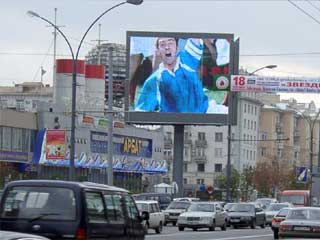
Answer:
[{"left": 2, "top": 0, "right": 320, "bottom": 104}]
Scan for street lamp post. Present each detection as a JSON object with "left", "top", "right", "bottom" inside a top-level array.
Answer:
[
  {"left": 27, "top": 0, "right": 143, "bottom": 182},
  {"left": 226, "top": 65, "right": 277, "bottom": 202},
  {"left": 248, "top": 65, "right": 277, "bottom": 76}
]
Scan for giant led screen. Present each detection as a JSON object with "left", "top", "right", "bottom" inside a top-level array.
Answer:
[{"left": 125, "top": 31, "right": 238, "bottom": 125}]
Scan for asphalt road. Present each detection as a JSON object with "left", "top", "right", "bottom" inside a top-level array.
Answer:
[{"left": 146, "top": 226, "right": 274, "bottom": 240}]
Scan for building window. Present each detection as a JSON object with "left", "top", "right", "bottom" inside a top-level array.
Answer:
[
  {"left": 214, "top": 148, "right": 223, "bottom": 158},
  {"left": 244, "top": 104, "right": 246, "bottom": 113},
  {"left": 215, "top": 132, "right": 223, "bottom": 142},
  {"left": 184, "top": 163, "right": 188, "bottom": 172},
  {"left": 196, "top": 179, "right": 204, "bottom": 185},
  {"left": 215, "top": 163, "right": 222, "bottom": 172},
  {"left": 261, "top": 147, "right": 267, "bottom": 157},
  {"left": 184, "top": 147, "right": 189, "bottom": 157},
  {"left": 183, "top": 178, "right": 188, "bottom": 184},
  {"left": 16, "top": 99, "right": 24, "bottom": 111},
  {"left": 261, "top": 132, "right": 267, "bottom": 140},
  {"left": 255, "top": 106, "right": 257, "bottom": 115},
  {"left": 254, "top": 121, "right": 256, "bottom": 130},
  {"left": 197, "top": 163, "right": 205, "bottom": 172},
  {"left": 294, "top": 151, "right": 299, "bottom": 159},
  {"left": 196, "top": 147, "right": 205, "bottom": 156},
  {"left": 2, "top": 127, "right": 12, "bottom": 150},
  {"left": 198, "top": 132, "right": 206, "bottom": 140},
  {"left": 244, "top": 119, "right": 246, "bottom": 128}
]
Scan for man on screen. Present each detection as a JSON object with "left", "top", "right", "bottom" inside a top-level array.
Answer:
[{"left": 135, "top": 37, "right": 209, "bottom": 113}]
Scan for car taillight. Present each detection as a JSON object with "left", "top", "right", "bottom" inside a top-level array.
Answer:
[
  {"left": 76, "top": 228, "right": 87, "bottom": 240},
  {"left": 280, "top": 224, "right": 292, "bottom": 231},
  {"left": 272, "top": 218, "right": 282, "bottom": 223}
]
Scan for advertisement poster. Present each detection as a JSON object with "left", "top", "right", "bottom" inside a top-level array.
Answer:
[
  {"left": 231, "top": 75, "right": 320, "bottom": 93},
  {"left": 46, "top": 129, "right": 66, "bottom": 160}
]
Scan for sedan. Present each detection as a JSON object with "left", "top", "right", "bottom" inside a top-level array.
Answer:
[
  {"left": 0, "top": 230, "right": 50, "bottom": 240},
  {"left": 271, "top": 207, "right": 292, "bottom": 239},
  {"left": 279, "top": 207, "right": 320, "bottom": 238},
  {"left": 265, "top": 202, "right": 293, "bottom": 226},
  {"left": 177, "top": 202, "right": 227, "bottom": 231},
  {"left": 228, "top": 203, "right": 266, "bottom": 229}
]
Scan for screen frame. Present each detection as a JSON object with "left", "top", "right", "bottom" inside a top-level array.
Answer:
[{"left": 125, "top": 31, "right": 238, "bottom": 125}]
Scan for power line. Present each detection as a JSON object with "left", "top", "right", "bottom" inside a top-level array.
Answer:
[
  {"left": 288, "top": 0, "right": 320, "bottom": 25},
  {"left": 306, "top": 0, "right": 320, "bottom": 12}
]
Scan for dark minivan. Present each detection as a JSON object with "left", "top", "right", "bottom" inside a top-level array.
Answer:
[{"left": 0, "top": 180, "right": 148, "bottom": 239}]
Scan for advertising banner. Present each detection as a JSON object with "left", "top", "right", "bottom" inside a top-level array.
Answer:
[
  {"left": 46, "top": 129, "right": 66, "bottom": 160},
  {"left": 231, "top": 75, "right": 320, "bottom": 93},
  {"left": 125, "top": 31, "right": 238, "bottom": 125},
  {"left": 296, "top": 166, "right": 308, "bottom": 184},
  {"left": 90, "top": 131, "right": 153, "bottom": 158}
]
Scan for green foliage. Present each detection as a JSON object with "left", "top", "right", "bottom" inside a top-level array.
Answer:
[{"left": 217, "top": 167, "right": 241, "bottom": 201}]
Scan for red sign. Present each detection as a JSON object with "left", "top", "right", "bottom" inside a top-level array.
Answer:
[{"left": 46, "top": 129, "right": 66, "bottom": 160}]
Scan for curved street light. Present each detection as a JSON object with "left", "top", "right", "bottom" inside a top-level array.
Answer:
[
  {"left": 249, "top": 65, "right": 277, "bottom": 75},
  {"left": 27, "top": 0, "right": 143, "bottom": 182}
]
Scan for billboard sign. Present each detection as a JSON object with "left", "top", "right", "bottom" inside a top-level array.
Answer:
[
  {"left": 46, "top": 129, "right": 66, "bottom": 160},
  {"left": 125, "top": 31, "right": 238, "bottom": 125},
  {"left": 296, "top": 166, "right": 308, "bottom": 184},
  {"left": 90, "top": 131, "right": 153, "bottom": 158},
  {"left": 231, "top": 75, "right": 320, "bottom": 93}
]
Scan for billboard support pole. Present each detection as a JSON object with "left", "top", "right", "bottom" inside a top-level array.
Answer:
[
  {"left": 173, "top": 125, "right": 184, "bottom": 198},
  {"left": 107, "top": 47, "right": 114, "bottom": 186}
]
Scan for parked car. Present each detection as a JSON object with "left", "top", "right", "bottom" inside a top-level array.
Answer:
[
  {"left": 271, "top": 207, "right": 292, "bottom": 239},
  {"left": 177, "top": 201, "right": 227, "bottom": 231},
  {"left": 163, "top": 201, "right": 191, "bottom": 226},
  {"left": 0, "top": 230, "right": 50, "bottom": 240},
  {"left": 0, "top": 180, "right": 149, "bottom": 240},
  {"left": 228, "top": 203, "right": 266, "bottom": 229},
  {"left": 255, "top": 198, "right": 277, "bottom": 209},
  {"left": 135, "top": 200, "right": 165, "bottom": 234},
  {"left": 132, "top": 193, "right": 172, "bottom": 210},
  {"left": 279, "top": 207, "right": 320, "bottom": 239},
  {"left": 265, "top": 202, "right": 293, "bottom": 226}
]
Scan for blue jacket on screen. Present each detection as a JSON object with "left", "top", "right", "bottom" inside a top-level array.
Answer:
[{"left": 135, "top": 39, "right": 208, "bottom": 113}]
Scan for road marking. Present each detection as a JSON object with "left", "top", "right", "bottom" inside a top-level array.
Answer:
[{"left": 147, "top": 232, "right": 272, "bottom": 239}]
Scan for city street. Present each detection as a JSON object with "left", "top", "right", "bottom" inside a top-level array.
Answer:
[{"left": 146, "top": 226, "right": 273, "bottom": 240}]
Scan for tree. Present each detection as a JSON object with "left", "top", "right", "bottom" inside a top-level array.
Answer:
[
  {"left": 217, "top": 167, "right": 241, "bottom": 201},
  {"left": 240, "top": 166, "right": 255, "bottom": 201}
]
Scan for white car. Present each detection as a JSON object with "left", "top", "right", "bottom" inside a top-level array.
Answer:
[
  {"left": 265, "top": 202, "right": 293, "bottom": 225},
  {"left": 177, "top": 202, "right": 227, "bottom": 231},
  {"left": 0, "top": 230, "right": 50, "bottom": 240},
  {"left": 135, "top": 200, "right": 165, "bottom": 234}
]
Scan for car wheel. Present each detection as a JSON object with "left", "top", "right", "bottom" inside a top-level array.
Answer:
[
  {"left": 163, "top": 221, "right": 167, "bottom": 226},
  {"left": 251, "top": 219, "right": 256, "bottom": 229},
  {"left": 155, "top": 222, "right": 162, "bottom": 234},
  {"left": 193, "top": 228, "right": 197, "bottom": 231},
  {"left": 260, "top": 219, "right": 266, "bottom": 229},
  {"left": 178, "top": 226, "right": 184, "bottom": 231},
  {"left": 221, "top": 220, "right": 227, "bottom": 231},
  {"left": 172, "top": 221, "right": 177, "bottom": 226},
  {"left": 273, "top": 229, "right": 279, "bottom": 239},
  {"left": 209, "top": 220, "right": 215, "bottom": 231}
]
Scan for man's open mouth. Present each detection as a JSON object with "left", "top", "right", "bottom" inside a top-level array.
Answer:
[{"left": 165, "top": 53, "right": 172, "bottom": 57}]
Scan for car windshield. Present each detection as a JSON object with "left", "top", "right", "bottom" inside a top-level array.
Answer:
[
  {"left": 224, "top": 203, "right": 236, "bottom": 211},
  {"left": 188, "top": 203, "right": 214, "bottom": 212},
  {"left": 276, "top": 208, "right": 290, "bottom": 217},
  {"left": 266, "top": 204, "right": 289, "bottom": 211},
  {"left": 167, "top": 201, "right": 190, "bottom": 210},
  {"left": 280, "top": 195, "right": 305, "bottom": 205},
  {"left": 229, "top": 204, "right": 254, "bottom": 212},
  {"left": 287, "top": 208, "right": 320, "bottom": 220},
  {"left": 1, "top": 186, "right": 76, "bottom": 220},
  {"left": 136, "top": 203, "right": 148, "bottom": 212}
]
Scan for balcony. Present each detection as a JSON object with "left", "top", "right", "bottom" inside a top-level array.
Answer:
[
  {"left": 195, "top": 139, "right": 208, "bottom": 147},
  {"left": 192, "top": 155, "right": 207, "bottom": 163},
  {"left": 184, "top": 138, "right": 192, "bottom": 145},
  {"left": 164, "top": 138, "right": 173, "bottom": 148}
]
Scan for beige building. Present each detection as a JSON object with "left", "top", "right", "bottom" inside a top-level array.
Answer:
[{"left": 258, "top": 98, "right": 320, "bottom": 172}]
